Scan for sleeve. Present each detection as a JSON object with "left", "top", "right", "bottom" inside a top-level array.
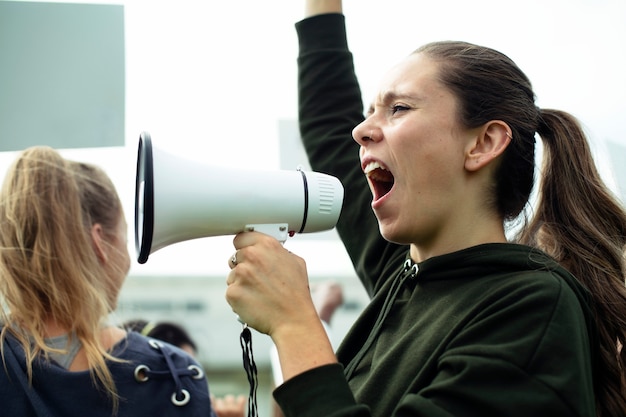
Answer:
[
  {"left": 296, "top": 13, "right": 405, "bottom": 296},
  {"left": 273, "top": 364, "right": 370, "bottom": 417}
]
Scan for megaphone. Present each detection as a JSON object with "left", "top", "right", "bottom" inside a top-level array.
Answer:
[{"left": 135, "top": 132, "right": 344, "bottom": 264}]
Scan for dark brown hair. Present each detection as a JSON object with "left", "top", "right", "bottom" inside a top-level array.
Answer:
[{"left": 416, "top": 40, "right": 626, "bottom": 416}]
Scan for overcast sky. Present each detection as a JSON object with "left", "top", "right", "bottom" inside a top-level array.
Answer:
[{"left": 1, "top": 0, "right": 625, "bottom": 275}]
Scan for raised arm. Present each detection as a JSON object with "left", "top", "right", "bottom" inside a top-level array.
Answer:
[
  {"left": 297, "top": 3, "right": 406, "bottom": 295},
  {"left": 304, "top": 0, "right": 342, "bottom": 17}
]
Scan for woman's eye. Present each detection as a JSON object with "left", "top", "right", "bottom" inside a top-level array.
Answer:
[{"left": 391, "top": 105, "right": 410, "bottom": 114}]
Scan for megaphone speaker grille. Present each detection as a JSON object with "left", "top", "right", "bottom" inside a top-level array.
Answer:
[{"left": 318, "top": 176, "right": 339, "bottom": 213}]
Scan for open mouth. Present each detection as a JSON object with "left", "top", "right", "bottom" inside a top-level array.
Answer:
[{"left": 364, "top": 161, "right": 395, "bottom": 201}]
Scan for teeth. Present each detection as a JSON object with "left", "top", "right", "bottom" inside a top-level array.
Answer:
[{"left": 364, "top": 161, "right": 387, "bottom": 175}]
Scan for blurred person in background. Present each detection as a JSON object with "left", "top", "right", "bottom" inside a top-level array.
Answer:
[{"left": 124, "top": 320, "right": 199, "bottom": 357}]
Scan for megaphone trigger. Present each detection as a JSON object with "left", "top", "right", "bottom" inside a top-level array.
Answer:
[{"left": 243, "top": 224, "right": 289, "bottom": 243}]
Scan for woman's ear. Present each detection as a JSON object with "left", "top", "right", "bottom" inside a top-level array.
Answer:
[
  {"left": 91, "top": 223, "right": 108, "bottom": 263},
  {"left": 465, "top": 120, "right": 512, "bottom": 172}
]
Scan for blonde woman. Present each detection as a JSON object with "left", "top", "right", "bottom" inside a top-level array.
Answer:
[{"left": 0, "top": 147, "right": 217, "bottom": 416}]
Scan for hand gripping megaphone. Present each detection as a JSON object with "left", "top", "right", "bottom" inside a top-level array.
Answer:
[{"left": 134, "top": 132, "right": 344, "bottom": 264}]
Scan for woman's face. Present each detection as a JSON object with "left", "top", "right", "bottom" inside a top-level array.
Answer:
[{"left": 353, "top": 53, "right": 480, "bottom": 253}]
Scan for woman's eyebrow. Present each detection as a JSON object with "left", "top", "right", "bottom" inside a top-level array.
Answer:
[{"left": 366, "top": 91, "right": 424, "bottom": 116}]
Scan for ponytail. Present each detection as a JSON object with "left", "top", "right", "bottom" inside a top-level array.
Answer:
[{"left": 518, "top": 108, "right": 626, "bottom": 416}]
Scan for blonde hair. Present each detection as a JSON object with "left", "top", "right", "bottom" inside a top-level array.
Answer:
[{"left": 0, "top": 146, "right": 125, "bottom": 409}]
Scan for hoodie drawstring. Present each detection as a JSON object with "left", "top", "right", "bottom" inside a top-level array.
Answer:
[{"left": 344, "top": 258, "right": 418, "bottom": 379}]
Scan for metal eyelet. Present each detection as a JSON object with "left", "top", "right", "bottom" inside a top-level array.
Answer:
[
  {"left": 171, "top": 389, "right": 190, "bottom": 406},
  {"left": 403, "top": 258, "right": 419, "bottom": 278},
  {"left": 188, "top": 364, "right": 204, "bottom": 380},
  {"left": 134, "top": 364, "right": 150, "bottom": 382}
]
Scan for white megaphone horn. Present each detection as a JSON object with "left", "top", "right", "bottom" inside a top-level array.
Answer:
[{"left": 134, "top": 132, "right": 345, "bottom": 264}]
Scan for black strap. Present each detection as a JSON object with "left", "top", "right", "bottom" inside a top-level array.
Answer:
[{"left": 240, "top": 325, "right": 258, "bottom": 417}]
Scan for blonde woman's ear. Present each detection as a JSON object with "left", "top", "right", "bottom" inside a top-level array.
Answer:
[{"left": 91, "top": 223, "right": 108, "bottom": 263}]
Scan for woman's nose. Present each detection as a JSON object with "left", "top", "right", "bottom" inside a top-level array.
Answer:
[{"left": 352, "top": 120, "right": 381, "bottom": 146}]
